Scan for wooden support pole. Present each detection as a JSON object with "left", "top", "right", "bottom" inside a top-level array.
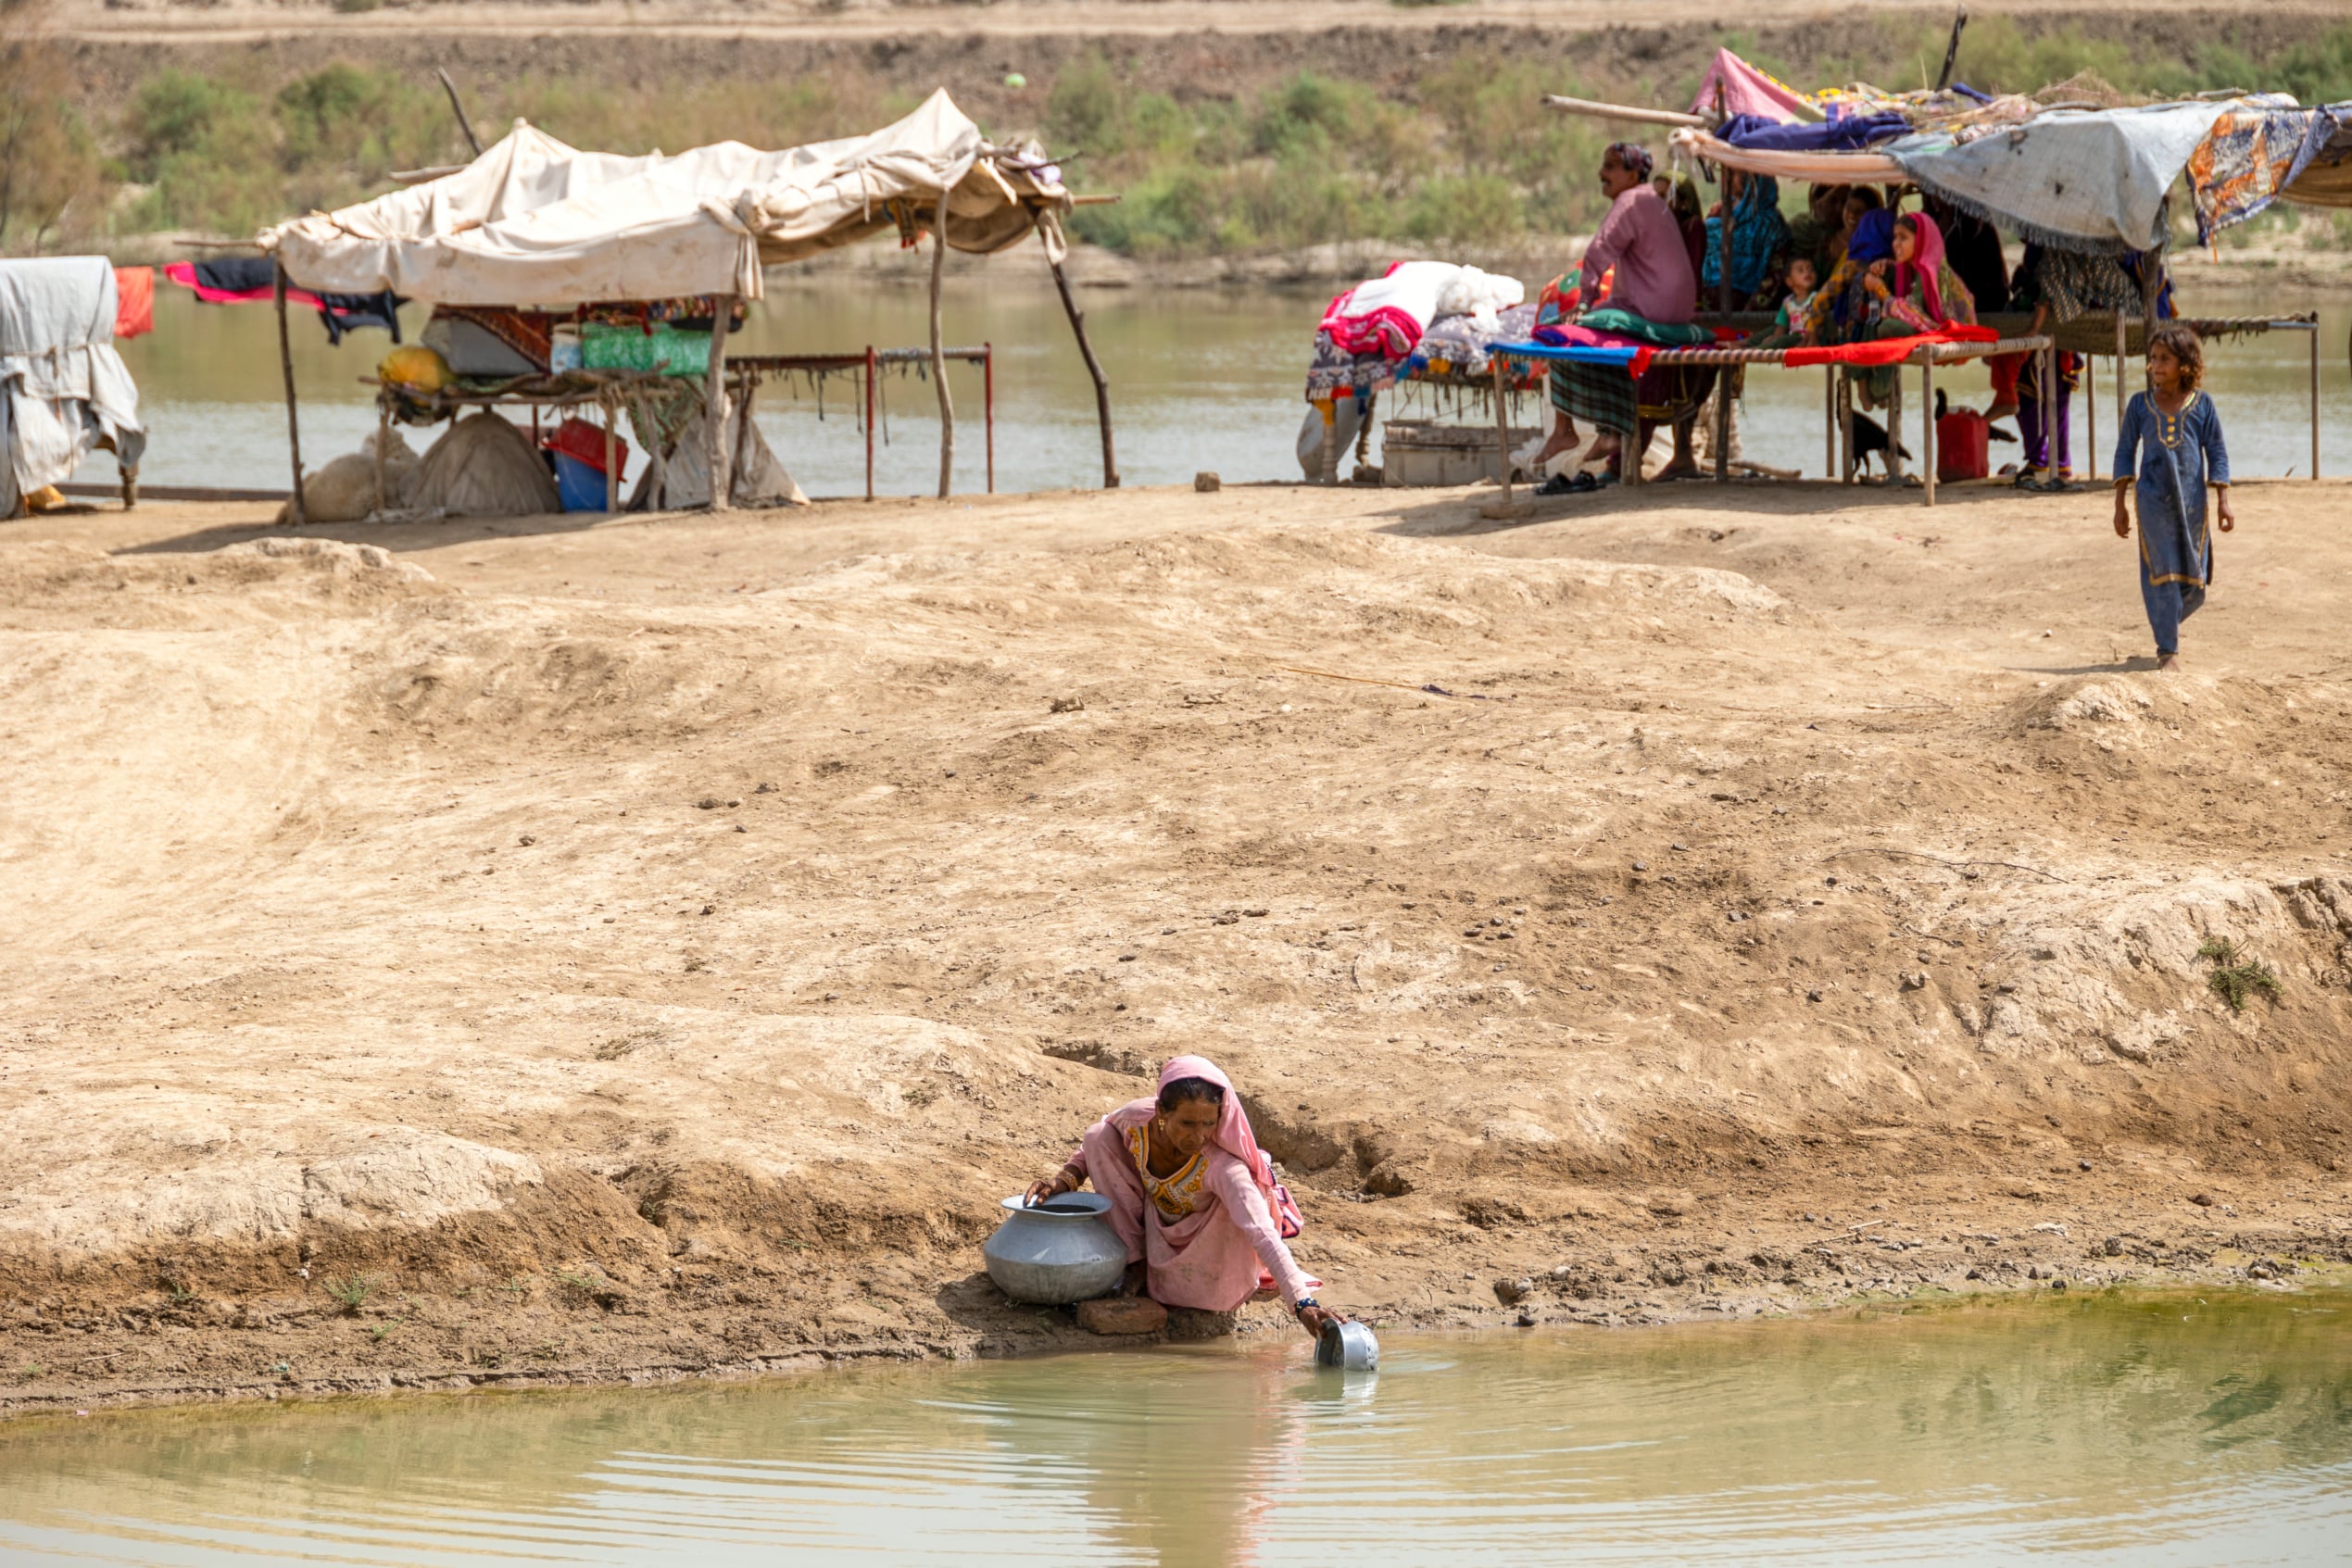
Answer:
[
  {"left": 705, "top": 296, "right": 734, "bottom": 511},
  {"left": 1886, "top": 364, "right": 1904, "bottom": 485},
  {"left": 2116, "top": 315, "right": 2130, "bottom": 457},
  {"left": 931, "top": 194, "right": 954, "bottom": 500},
  {"left": 436, "top": 69, "right": 484, "bottom": 157},
  {"left": 1839, "top": 370, "right": 1855, "bottom": 484},
  {"left": 603, "top": 392, "right": 619, "bottom": 514},
  {"left": 1824, "top": 365, "right": 1834, "bottom": 480},
  {"left": 274, "top": 260, "right": 307, "bottom": 526},
  {"left": 1920, "top": 356, "right": 1937, "bottom": 507},
  {"left": 374, "top": 394, "right": 390, "bottom": 517},
  {"left": 735, "top": 370, "right": 759, "bottom": 498},
  {"left": 2085, "top": 349, "right": 2097, "bottom": 482},
  {"left": 1048, "top": 251, "right": 1118, "bottom": 488},
  {"left": 1934, "top": 6, "right": 1970, "bottom": 91},
  {"left": 1491, "top": 359, "right": 1514, "bottom": 504},
  {"left": 1713, "top": 164, "right": 1734, "bottom": 483},
  {"left": 2041, "top": 337, "right": 2056, "bottom": 479},
  {"left": 2312, "top": 321, "right": 2322, "bottom": 482},
  {"left": 983, "top": 341, "right": 995, "bottom": 495},
  {"left": 864, "top": 345, "right": 877, "bottom": 501}
]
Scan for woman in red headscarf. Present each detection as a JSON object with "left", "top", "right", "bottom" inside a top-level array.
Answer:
[
  {"left": 1024, "top": 1055, "right": 1343, "bottom": 1338},
  {"left": 1851, "top": 208, "right": 1978, "bottom": 403},
  {"left": 1868, "top": 209, "right": 1976, "bottom": 334}
]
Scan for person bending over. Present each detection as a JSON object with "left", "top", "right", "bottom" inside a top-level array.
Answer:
[{"left": 1025, "top": 1055, "right": 1342, "bottom": 1341}]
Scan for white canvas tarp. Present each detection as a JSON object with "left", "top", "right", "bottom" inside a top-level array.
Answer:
[
  {"left": 261, "top": 89, "right": 1066, "bottom": 307},
  {"left": 0, "top": 257, "right": 145, "bottom": 501}
]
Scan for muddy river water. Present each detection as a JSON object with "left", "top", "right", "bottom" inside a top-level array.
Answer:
[
  {"left": 1, "top": 1291, "right": 2346, "bottom": 1565},
  {"left": 78, "top": 280, "right": 2351, "bottom": 499}
]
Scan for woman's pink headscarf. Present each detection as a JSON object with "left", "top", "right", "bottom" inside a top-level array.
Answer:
[
  {"left": 1895, "top": 210, "right": 1949, "bottom": 327},
  {"left": 1108, "top": 1054, "right": 1283, "bottom": 1208}
]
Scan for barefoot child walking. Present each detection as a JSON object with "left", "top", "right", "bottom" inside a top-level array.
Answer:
[{"left": 2112, "top": 325, "right": 2233, "bottom": 671}]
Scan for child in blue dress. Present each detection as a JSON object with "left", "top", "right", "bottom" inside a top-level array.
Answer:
[{"left": 2112, "top": 325, "right": 2233, "bottom": 671}]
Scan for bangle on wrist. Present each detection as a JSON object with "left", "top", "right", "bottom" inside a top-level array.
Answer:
[{"left": 1295, "top": 1296, "right": 1320, "bottom": 1312}]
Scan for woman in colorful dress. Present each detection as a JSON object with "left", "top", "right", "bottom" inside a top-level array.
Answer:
[
  {"left": 1025, "top": 1056, "right": 1342, "bottom": 1339},
  {"left": 2112, "top": 325, "right": 2233, "bottom": 671}
]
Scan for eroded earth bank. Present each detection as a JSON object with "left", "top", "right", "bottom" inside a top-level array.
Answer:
[{"left": 3, "top": 479, "right": 2348, "bottom": 1414}]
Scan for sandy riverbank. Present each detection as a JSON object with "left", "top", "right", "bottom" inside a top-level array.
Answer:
[{"left": 3, "top": 475, "right": 2349, "bottom": 1416}]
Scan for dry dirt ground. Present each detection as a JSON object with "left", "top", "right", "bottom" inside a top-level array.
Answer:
[{"left": 4, "top": 474, "right": 2350, "bottom": 1416}]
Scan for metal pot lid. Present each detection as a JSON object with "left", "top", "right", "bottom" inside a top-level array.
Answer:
[{"left": 998, "top": 1192, "right": 1113, "bottom": 1218}]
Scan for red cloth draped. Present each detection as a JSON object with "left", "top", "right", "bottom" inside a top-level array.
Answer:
[
  {"left": 1784, "top": 323, "right": 1996, "bottom": 368},
  {"left": 113, "top": 267, "right": 155, "bottom": 340}
]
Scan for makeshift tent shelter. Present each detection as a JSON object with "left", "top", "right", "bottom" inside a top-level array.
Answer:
[
  {"left": 0, "top": 257, "right": 145, "bottom": 519},
  {"left": 257, "top": 89, "right": 1110, "bottom": 517},
  {"left": 1541, "top": 50, "right": 2340, "bottom": 495},
  {"left": 1670, "top": 97, "right": 2352, "bottom": 253}
]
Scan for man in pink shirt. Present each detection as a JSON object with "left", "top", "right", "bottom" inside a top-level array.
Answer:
[{"left": 1533, "top": 143, "right": 1705, "bottom": 482}]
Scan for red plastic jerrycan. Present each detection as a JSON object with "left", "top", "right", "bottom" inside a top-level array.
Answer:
[{"left": 1936, "top": 409, "right": 1989, "bottom": 483}]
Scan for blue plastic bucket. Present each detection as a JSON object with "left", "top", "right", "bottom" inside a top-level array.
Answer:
[{"left": 552, "top": 451, "right": 609, "bottom": 512}]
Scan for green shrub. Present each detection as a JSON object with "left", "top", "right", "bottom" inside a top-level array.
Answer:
[
  {"left": 2197, "top": 936, "right": 2282, "bottom": 1013},
  {"left": 1046, "top": 52, "right": 1131, "bottom": 157}
]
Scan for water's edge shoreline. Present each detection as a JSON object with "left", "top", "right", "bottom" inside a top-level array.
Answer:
[{"left": 7, "top": 1209, "right": 2345, "bottom": 1422}]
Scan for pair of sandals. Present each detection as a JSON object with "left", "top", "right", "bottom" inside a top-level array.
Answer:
[
  {"left": 2013, "top": 470, "right": 2077, "bottom": 494},
  {"left": 1537, "top": 470, "right": 1615, "bottom": 496}
]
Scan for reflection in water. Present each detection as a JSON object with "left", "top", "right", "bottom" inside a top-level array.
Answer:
[
  {"left": 0, "top": 1292, "right": 2347, "bottom": 1565},
  {"left": 77, "top": 282, "right": 2352, "bottom": 497}
]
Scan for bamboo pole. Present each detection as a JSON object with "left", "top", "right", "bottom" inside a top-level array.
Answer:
[
  {"left": 2311, "top": 320, "right": 2321, "bottom": 482},
  {"left": 1541, "top": 94, "right": 1708, "bottom": 129},
  {"left": 274, "top": 260, "right": 307, "bottom": 525},
  {"left": 1048, "top": 251, "right": 1118, "bottom": 487},
  {"left": 931, "top": 194, "right": 954, "bottom": 499},
  {"left": 703, "top": 297, "right": 735, "bottom": 510}
]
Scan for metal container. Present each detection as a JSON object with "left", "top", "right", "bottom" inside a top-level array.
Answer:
[
  {"left": 982, "top": 1193, "right": 1129, "bottom": 1304},
  {"left": 1315, "top": 1319, "right": 1380, "bottom": 1371}
]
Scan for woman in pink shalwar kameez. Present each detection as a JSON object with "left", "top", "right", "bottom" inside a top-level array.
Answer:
[{"left": 1024, "top": 1056, "right": 1343, "bottom": 1340}]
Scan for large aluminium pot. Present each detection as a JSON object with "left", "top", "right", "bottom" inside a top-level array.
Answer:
[{"left": 982, "top": 1193, "right": 1128, "bottom": 1304}]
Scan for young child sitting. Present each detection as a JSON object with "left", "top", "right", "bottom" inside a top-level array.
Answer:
[
  {"left": 1775, "top": 256, "right": 1818, "bottom": 332},
  {"left": 2112, "top": 325, "right": 2233, "bottom": 672},
  {"left": 1743, "top": 257, "right": 1817, "bottom": 351}
]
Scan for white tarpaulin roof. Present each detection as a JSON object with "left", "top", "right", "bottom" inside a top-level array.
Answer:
[
  {"left": 0, "top": 257, "right": 144, "bottom": 497},
  {"left": 261, "top": 89, "right": 1066, "bottom": 307}
]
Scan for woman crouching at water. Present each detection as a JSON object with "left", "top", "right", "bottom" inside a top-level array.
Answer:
[{"left": 1025, "top": 1056, "right": 1344, "bottom": 1340}]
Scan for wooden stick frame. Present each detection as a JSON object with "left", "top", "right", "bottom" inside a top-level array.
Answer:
[
  {"left": 932, "top": 193, "right": 955, "bottom": 499},
  {"left": 274, "top": 259, "right": 307, "bottom": 524}
]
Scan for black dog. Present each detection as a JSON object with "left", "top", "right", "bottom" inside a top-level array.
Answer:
[{"left": 1848, "top": 412, "right": 1910, "bottom": 478}]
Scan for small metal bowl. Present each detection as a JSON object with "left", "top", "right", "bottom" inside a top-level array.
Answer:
[{"left": 1315, "top": 1319, "right": 1379, "bottom": 1371}]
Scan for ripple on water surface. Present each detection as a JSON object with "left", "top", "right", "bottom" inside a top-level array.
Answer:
[{"left": 1, "top": 1291, "right": 2347, "bottom": 1566}]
